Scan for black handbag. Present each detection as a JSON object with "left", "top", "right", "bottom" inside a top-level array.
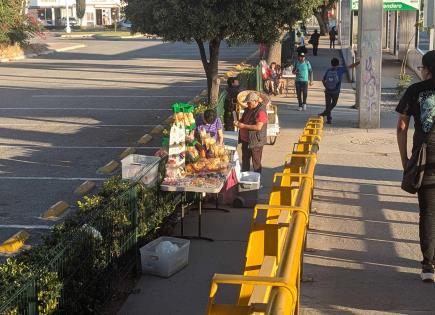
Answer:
[{"left": 401, "top": 140, "right": 428, "bottom": 194}]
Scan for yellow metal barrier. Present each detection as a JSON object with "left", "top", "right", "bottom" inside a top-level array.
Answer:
[{"left": 205, "top": 118, "right": 323, "bottom": 315}]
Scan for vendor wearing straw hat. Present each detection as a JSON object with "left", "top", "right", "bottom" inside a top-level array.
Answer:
[{"left": 234, "top": 92, "right": 268, "bottom": 174}]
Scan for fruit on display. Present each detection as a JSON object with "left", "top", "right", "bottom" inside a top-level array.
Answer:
[{"left": 174, "top": 112, "right": 195, "bottom": 127}]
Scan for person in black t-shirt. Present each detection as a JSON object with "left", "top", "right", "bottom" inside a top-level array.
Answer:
[
  {"left": 396, "top": 50, "right": 435, "bottom": 282},
  {"left": 309, "top": 29, "right": 321, "bottom": 56}
]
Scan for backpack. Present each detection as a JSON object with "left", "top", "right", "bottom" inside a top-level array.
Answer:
[{"left": 324, "top": 69, "right": 340, "bottom": 91}]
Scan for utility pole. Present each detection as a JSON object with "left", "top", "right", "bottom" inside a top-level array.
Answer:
[
  {"left": 356, "top": 0, "right": 383, "bottom": 129},
  {"left": 65, "top": 0, "right": 71, "bottom": 33}
]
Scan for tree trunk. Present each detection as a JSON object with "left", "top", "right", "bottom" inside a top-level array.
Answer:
[
  {"left": 314, "top": 9, "right": 329, "bottom": 35},
  {"left": 195, "top": 38, "right": 221, "bottom": 107},
  {"left": 266, "top": 31, "right": 287, "bottom": 65}
]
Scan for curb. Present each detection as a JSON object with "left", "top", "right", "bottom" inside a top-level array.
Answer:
[
  {"left": 60, "top": 34, "right": 95, "bottom": 38},
  {"left": 0, "top": 44, "right": 86, "bottom": 63},
  {"left": 150, "top": 125, "right": 164, "bottom": 135},
  {"left": 97, "top": 160, "right": 120, "bottom": 174},
  {"left": 74, "top": 180, "right": 96, "bottom": 196},
  {"left": 138, "top": 134, "right": 153, "bottom": 144},
  {"left": 41, "top": 201, "right": 70, "bottom": 219},
  {"left": 0, "top": 231, "right": 30, "bottom": 254},
  {"left": 120, "top": 147, "right": 136, "bottom": 159},
  {"left": 60, "top": 34, "right": 144, "bottom": 40}
]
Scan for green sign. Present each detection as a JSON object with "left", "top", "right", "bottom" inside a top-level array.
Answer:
[{"left": 351, "top": 0, "right": 420, "bottom": 10}]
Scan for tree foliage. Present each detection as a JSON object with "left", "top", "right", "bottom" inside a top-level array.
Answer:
[
  {"left": 76, "top": 0, "right": 86, "bottom": 20},
  {"left": 313, "top": 0, "right": 337, "bottom": 35},
  {"left": 125, "top": 0, "right": 320, "bottom": 105},
  {"left": 0, "top": 0, "right": 42, "bottom": 45}
]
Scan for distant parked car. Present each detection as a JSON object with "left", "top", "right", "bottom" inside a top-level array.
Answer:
[
  {"left": 60, "top": 17, "right": 78, "bottom": 27},
  {"left": 119, "top": 19, "right": 132, "bottom": 30},
  {"left": 38, "top": 18, "right": 53, "bottom": 27}
]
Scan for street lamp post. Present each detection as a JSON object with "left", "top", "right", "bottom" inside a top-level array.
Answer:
[{"left": 65, "top": 0, "right": 71, "bottom": 33}]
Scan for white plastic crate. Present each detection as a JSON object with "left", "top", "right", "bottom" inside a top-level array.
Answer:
[
  {"left": 140, "top": 236, "right": 190, "bottom": 278},
  {"left": 121, "top": 154, "right": 160, "bottom": 186}
]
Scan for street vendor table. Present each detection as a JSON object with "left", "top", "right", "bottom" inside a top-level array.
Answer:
[
  {"left": 282, "top": 74, "right": 296, "bottom": 97},
  {"left": 160, "top": 166, "right": 235, "bottom": 242}
]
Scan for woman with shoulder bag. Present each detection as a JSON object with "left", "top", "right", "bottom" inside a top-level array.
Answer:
[{"left": 396, "top": 50, "right": 435, "bottom": 282}]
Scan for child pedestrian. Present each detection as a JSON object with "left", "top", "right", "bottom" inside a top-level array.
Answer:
[{"left": 319, "top": 57, "right": 359, "bottom": 123}]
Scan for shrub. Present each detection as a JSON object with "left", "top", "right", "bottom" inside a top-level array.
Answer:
[
  {"left": 0, "top": 175, "right": 181, "bottom": 314},
  {"left": 0, "top": 0, "right": 43, "bottom": 46}
]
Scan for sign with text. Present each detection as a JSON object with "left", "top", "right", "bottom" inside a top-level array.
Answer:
[
  {"left": 30, "top": 0, "right": 120, "bottom": 6},
  {"left": 352, "top": 0, "right": 420, "bottom": 10}
]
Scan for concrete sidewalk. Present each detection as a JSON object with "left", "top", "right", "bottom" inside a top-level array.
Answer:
[{"left": 119, "top": 38, "right": 434, "bottom": 314}]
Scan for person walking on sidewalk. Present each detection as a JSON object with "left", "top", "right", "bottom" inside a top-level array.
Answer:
[
  {"left": 309, "top": 29, "right": 321, "bottom": 56},
  {"left": 329, "top": 26, "right": 337, "bottom": 49},
  {"left": 235, "top": 92, "right": 267, "bottom": 174},
  {"left": 396, "top": 50, "right": 435, "bottom": 282},
  {"left": 319, "top": 57, "right": 359, "bottom": 124},
  {"left": 293, "top": 52, "right": 313, "bottom": 111}
]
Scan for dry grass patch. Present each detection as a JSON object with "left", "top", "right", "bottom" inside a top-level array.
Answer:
[{"left": 0, "top": 43, "right": 24, "bottom": 59}]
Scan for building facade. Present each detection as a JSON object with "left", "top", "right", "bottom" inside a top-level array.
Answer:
[{"left": 28, "top": 0, "right": 121, "bottom": 28}]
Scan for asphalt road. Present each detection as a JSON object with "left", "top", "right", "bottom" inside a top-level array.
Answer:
[{"left": 0, "top": 36, "right": 257, "bottom": 252}]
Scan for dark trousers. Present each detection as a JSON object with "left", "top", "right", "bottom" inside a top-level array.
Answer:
[
  {"left": 296, "top": 81, "right": 308, "bottom": 107},
  {"left": 312, "top": 44, "right": 319, "bottom": 56},
  {"left": 330, "top": 39, "right": 335, "bottom": 49},
  {"left": 419, "top": 138, "right": 435, "bottom": 271},
  {"left": 418, "top": 185, "right": 435, "bottom": 271},
  {"left": 323, "top": 92, "right": 340, "bottom": 120},
  {"left": 241, "top": 142, "right": 263, "bottom": 173}
]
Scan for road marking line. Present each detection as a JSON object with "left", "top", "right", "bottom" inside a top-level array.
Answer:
[
  {"left": 0, "top": 124, "right": 157, "bottom": 127},
  {"left": 97, "top": 160, "right": 120, "bottom": 174},
  {"left": 0, "top": 230, "right": 30, "bottom": 254},
  {"left": 32, "top": 95, "right": 192, "bottom": 98},
  {"left": 0, "top": 176, "right": 106, "bottom": 181},
  {"left": 0, "top": 225, "right": 52, "bottom": 229},
  {"left": 74, "top": 180, "right": 96, "bottom": 195},
  {"left": 41, "top": 201, "right": 70, "bottom": 219},
  {"left": 0, "top": 108, "right": 172, "bottom": 111},
  {"left": 0, "top": 145, "right": 160, "bottom": 149}
]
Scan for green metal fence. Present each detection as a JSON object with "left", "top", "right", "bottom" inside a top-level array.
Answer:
[{"left": 0, "top": 167, "right": 182, "bottom": 314}]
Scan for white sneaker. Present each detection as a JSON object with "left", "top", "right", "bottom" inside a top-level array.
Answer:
[
  {"left": 303, "top": 104, "right": 307, "bottom": 111},
  {"left": 298, "top": 106, "right": 303, "bottom": 111},
  {"left": 421, "top": 272, "right": 434, "bottom": 282}
]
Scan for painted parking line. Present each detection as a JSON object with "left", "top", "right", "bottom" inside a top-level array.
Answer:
[
  {"left": 0, "top": 176, "right": 107, "bottom": 181},
  {"left": 0, "top": 225, "right": 52, "bottom": 229},
  {"left": 0, "top": 124, "right": 157, "bottom": 127},
  {"left": 0, "top": 145, "right": 160, "bottom": 149},
  {"left": 0, "top": 108, "right": 172, "bottom": 111},
  {"left": 32, "top": 95, "right": 193, "bottom": 98}
]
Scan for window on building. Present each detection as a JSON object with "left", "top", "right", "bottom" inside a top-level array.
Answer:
[
  {"left": 417, "top": 2, "right": 430, "bottom": 52},
  {"left": 86, "top": 12, "right": 94, "bottom": 22}
]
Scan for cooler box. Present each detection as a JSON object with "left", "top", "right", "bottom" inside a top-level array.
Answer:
[
  {"left": 140, "top": 236, "right": 190, "bottom": 278},
  {"left": 233, "top": 171, "right": 261, "bottom": 208}
]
